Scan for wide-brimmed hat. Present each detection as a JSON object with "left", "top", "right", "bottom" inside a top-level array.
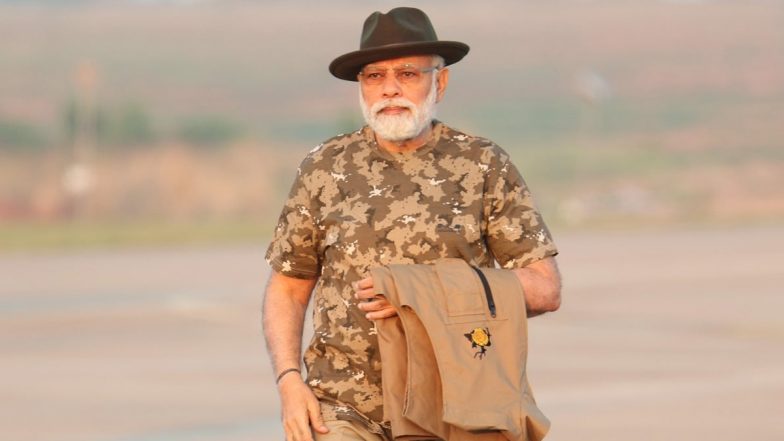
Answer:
[{"left": 329, "top": 7, "right": 470, "bottom": 81}]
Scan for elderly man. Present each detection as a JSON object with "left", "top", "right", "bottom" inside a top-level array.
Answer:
[{"left": 263, "top": 7, "right": 561, "bottom": 441}]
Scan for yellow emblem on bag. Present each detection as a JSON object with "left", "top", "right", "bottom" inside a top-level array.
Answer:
[{"left": 464, "top": 327, "right": 492, "bottom": 359}]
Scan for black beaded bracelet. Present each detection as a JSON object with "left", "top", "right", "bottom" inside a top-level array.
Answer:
[{"left": 275, "top": 368, "right": 301, "bottom": 384}]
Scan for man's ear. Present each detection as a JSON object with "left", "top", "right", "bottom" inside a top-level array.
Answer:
[{"left": 436, "top": 67, "right": 449, "bottom": 102}]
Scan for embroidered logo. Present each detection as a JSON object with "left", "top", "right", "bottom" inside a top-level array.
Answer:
[{"left": 465, "top": 327, "right": 492, "bottom": 359}]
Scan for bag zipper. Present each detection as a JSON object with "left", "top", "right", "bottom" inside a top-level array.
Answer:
[{"left": 470, "top": 266, "right": 497, "bottom": 318}]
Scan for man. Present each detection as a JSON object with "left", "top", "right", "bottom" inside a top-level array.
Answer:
[{"left": 263, "top": 7, "right": 561, "bottom": 441}]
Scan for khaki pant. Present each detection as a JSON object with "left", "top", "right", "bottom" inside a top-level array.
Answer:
[{"left": 314, "top": 420, "right": 386, "bottom": 441}]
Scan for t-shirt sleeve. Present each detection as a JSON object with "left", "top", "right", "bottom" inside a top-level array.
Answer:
[
  {"left": 265, "top": 163, "right": 322, "bottom": 279},
  {"left": 484, "top": 155, "right": 558, "bottom": 269}
]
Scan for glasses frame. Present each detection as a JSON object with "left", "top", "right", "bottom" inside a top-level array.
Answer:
[{"left": 357, "top": 64, "right": 440, "bottom": 87}]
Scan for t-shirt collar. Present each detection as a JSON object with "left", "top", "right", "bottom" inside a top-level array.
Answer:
[{"left": 363, "top": 120, "right": 444, "bottom": 160}]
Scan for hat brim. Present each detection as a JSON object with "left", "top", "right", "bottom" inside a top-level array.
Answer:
[{"left": 329, "top": 41, "right": 470, "bottom": 81}]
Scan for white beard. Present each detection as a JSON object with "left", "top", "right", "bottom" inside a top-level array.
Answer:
[{"left": 359, "top": 77, "right": 438, "bottom": 142}]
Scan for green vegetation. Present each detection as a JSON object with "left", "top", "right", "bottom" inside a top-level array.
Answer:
[
  {"left": 177, "top": 115, "right": 244, "bottom": 147},
  {"left": 62, "top": 98, "right": 158, "bottom": 147},
  {"left": 97, "top": 102, "right": 157, "bottom": 146},
  {"left": 0, "top": 119, "right": 49, "bottom": 150}
]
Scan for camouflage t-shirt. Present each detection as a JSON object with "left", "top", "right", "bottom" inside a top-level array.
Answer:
[{"left": 265, "top": 121, "right": 557, "bottom": 431}]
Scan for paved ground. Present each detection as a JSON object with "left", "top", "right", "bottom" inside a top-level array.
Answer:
[{"left": 1, "top": 226, "right": 782, "bottom": 441}]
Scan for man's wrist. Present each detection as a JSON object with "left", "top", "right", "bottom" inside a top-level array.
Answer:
[{"left": 275, "top": 367, "right": 302, "bottom": 384}]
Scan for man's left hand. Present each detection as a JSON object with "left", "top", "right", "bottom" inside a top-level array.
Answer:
[{"left": 353, "top": 277, "right": 397, "bottom": 320}]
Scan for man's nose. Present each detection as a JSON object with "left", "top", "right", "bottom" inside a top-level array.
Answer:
[{"left": 380, "top": 73, "right": 402, "bottom": 98}]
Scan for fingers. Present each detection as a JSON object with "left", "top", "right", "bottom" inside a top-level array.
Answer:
[
  {"left": 355, "top": 277, "right": 373, "bottom": 290},
  {"left": 353, "top": 277, "right": 397, "bottom": 319},
  {"left": 356, "top": 297, "right": 386, "bottom": 312},
  {"left": 352, "top": 277, "right": 376, "bottom": 301},
  {"left": 365, "top": 306, "right": 398, "bottom": 320},
  {"left": 308, "top": 396, "right": 329, "bottom": 434},
  {"left": 283, "top": 412, "right": 312, "bottom": 441},
  {"left": 280, "top": 379, "right": 326, "bottom": 441},
  {"left": 354, "top": 287, "right": 376, "bottom": 301},
  {"left": 357, "top": 297, "right": 397, "bottom": 320},
  {"left": 282, "top": 404, "right": 313, "bottom": 441}
]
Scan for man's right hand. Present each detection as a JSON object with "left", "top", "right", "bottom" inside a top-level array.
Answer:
[{"left": 278, "top": 373, "right": 329, "bottom": 441}]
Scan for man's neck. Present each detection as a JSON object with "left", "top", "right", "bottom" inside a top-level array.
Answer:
[{"left": 375, "top": 124, "right": 434, "bottom": 154}]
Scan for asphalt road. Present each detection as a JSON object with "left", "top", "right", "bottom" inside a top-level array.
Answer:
[{"left": 1, "top": 226, "right": 782, "bottom": 441}]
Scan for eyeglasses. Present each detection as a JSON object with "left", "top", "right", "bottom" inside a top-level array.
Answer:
[{"left": 358, "top": 64, "right": 439, "bottom": 86}]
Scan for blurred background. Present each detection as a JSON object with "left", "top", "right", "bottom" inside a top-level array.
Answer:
[{"left": 1, "top": 0, "right": 782, "bottom": 440}]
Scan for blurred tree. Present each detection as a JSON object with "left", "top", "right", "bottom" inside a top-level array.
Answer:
[
  {"left": 62, "top": 96, "right": 79, "bottom": 147},
  {"left": 63, "top": 98, "right": 156, "bottom": 148},
  {"left": 0, "top": 119, "right": 49, "bottom": 150},
  {"left": 96, "top": 102, "right": 157, "bottom": 147},
  {"left": 177, "top": 115, "right": 243, "bottom": 147}
]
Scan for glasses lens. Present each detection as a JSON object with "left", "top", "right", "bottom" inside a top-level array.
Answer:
[
  {"left": 359, "top": 65, "right": 433, "bottom": 85},
  {"left": 395, "top": 68, "right": 421, "bottom": 84},
  {"left": 360, "top": 68, "right": 386, "bottom": 85}
]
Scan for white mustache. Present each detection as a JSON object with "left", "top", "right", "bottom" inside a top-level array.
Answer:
[{"left": 371, "top": 99, "right": 416, "bottom": 116}]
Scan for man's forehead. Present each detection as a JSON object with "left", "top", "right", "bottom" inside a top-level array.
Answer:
[{"left": 364, "top": 55, "right": 434, "bottom": 69}]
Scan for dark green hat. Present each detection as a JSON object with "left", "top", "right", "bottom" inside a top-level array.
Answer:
[{"left": 329, "top": 7, "right": 470, "bottom": 81}]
